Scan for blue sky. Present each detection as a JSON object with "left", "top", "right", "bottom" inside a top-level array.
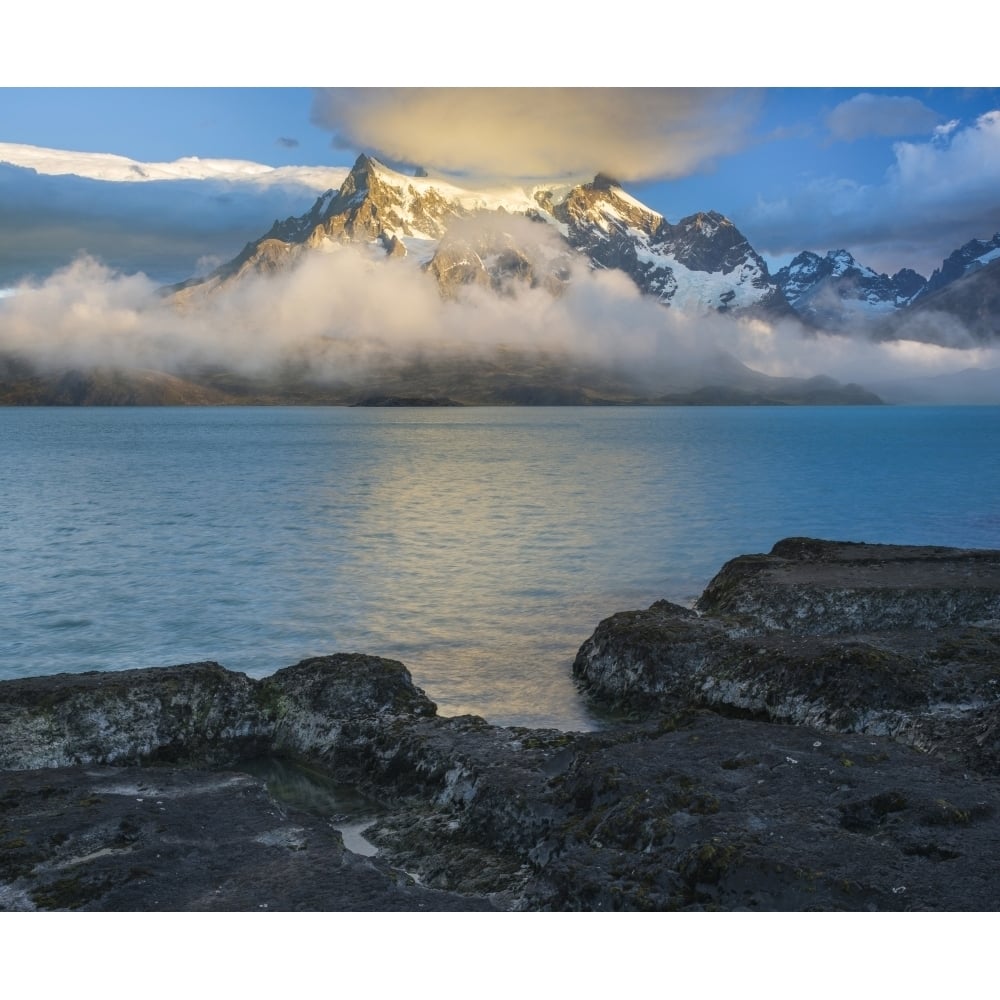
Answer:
[
  {"left": 2, "top": 82, "right": 998, "bottom": 284},
  {"left": 0, "top": 89, "right": 329, "bottom": 167}
]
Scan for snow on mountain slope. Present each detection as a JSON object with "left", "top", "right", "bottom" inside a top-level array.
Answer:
[
  {"left": 183, "top": 154, "right": 790, "bottom": 318},
  {"left": 550, "top": 175, "right": 787, "bottom": 313},
  {"left": 774, "top": 249, "right": 926, "bottom": 328}
]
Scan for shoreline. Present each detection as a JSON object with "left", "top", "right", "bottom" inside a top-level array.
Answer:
[{"left": 4, "top": 537, "right": 1000, "bottom": 911}]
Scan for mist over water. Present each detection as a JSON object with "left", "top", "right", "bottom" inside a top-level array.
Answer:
[
  {"left": 4, "top": 246, "right": 999, "bottom": 395},
  {"left": 3, "top": 405, "right": 999, "bottom": 730}
]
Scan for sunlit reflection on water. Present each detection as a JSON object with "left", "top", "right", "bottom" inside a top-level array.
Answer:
[{"left": 3, "top": 405, "right": 999, "bottom": 730}]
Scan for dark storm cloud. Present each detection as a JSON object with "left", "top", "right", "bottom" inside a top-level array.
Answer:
[{"left": 276, "top": 137, "right": 300, "bottom": 148}]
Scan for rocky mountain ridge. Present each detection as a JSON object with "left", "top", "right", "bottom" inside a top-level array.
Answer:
[
  {"left": 0, "top": 347, "right": 882, "bottom": 407},
  {"left": 4, "top": 153, "right": 996, "bottom": 405},
  {"left": 773, "top": 237, "right": 1000, "bottom": 338},
  {"left": 892, "top": 255, "right": 1000, "bottom": 344},
  {"left": 773, "top": 249, "right": 926, "bottom": 328},
  {"left": 177, "top": 154, "right": 1000, "bottom": 346},
  {"left": 177, "top": 154, "right": 793, "bottom": 319},
  {"left": 918, "top": 233, "right": 1000, "bottom": 300}
]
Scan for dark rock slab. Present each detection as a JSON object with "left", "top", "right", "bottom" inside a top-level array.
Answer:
[
  {"left": 308, "top": 708, "right": 1000, "bottom": 911},
  {"left": 0, "top": 654, "right": 431, "bottom": 773},
  {"left": 574, "top": 539, "right": 1000, "bottom": 770},
  {"left": 697, "top": 537, "right": 1000, "bottom": 634},
  {"left": 0, "top": 765, "right": 492, "bottom": 911},
  {"left": 520, "top": 713, "right": 1000, "bottom": 911},
  {"left": 0, "top": 654, "right": 510, "bottom": 911}
]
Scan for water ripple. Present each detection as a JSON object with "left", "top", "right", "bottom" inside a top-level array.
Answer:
[{"left": 2, "top": 405, "right": 999, "bottom": 729}]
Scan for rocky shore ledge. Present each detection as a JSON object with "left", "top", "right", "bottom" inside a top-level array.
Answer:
[{"left": 4, "top": 538, "right": 1000, "bottom": 911}]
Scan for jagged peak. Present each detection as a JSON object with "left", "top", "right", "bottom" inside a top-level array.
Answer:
[
  {"left": 310, "top": 188, "right": 337, "bottom": 213},
  {"left": 675, "top": 211, "right": 735, "bottom": 240},
  {"left": 786, "top": 250, "right": 822, "bottom": 266},
  {"left": 350, "top": 152, "right": 379, "bottom": 172},
  {"left": 823, "top": 249, "right": 881, "bottom": 279},
  {"left": 932, "top": 232, "right": 1000, "bottom": 273},
  {"left": 966, "top": 233, "right": 1000, "bottom": 250},
  {"left": 176, "top": 154, "right": 781, "bottom": 318},
  {"left": 331, "top": 153, "right": 409, "bottom": 209},
  {"left": 592, "top": 172, "right": 623, "bottom": 191},
  {"left": 682, "top": 210, "right": 729, "bottom": 227},
  {"left": 825, "top": 250, "right": 866, "bottom": 275}
]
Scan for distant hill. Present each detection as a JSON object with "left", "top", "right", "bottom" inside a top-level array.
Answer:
[{"left": 0, "top": 351, "right": 882, "bottom": 407}]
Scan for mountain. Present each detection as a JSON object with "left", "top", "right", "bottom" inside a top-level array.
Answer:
[
  {"left": 549, "top": 174, "right": 791, "bottom": 315},
  {"left": 176, "top": 154, "right": 793, "bottom": 319},
  {"left": 915, "top": 233, "right": 1000, "bottom": 301},
  {"left": 0, "top": 154, "right": 891, "bottom": 406},
  {"left": 4, "top": 153, "right": 879, "bottom": 407},
  {"left": 773, "top": 250, "right": 926, "bottom": 329},
  {"left": 0, "top": 347, "right": 881, "bottom": 407},
  {"left": 891, "top": 255, "right": 1000, "bottom": 344},
  {"left": 0, "top": 355, "right": 234, "bottom": 405},
  {"left": 773, "top": 234, "right": 1000, "bottom": 343}
]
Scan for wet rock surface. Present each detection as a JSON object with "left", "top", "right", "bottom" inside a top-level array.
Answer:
[{"left": 4, "top": 541, "right": 1000, "bottom": 910}]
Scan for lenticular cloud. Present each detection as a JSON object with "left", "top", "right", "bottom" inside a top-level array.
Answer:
[{"left": 310, "top": 88, "right": 761, "bottom": 183}]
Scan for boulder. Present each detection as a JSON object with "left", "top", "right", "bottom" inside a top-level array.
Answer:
[
  {"left": 0, "top": 662, "right": 267, "bottom": 769},
  {"left": 696, "top": 537, "right": 1000, "bottom": 634},
  {"left": 574, "top": 538, "right": 1000, "bottom": 767}
]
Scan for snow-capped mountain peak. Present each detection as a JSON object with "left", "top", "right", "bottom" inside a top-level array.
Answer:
[
  {"left": 773, "top": 248, "right": 928, "bottom": 327},
  {"left": 827, "top": 248, "right": 877, "bottom": 279},
  {"left": 177, "top": 153, "right": 792, "bottom": 318}
]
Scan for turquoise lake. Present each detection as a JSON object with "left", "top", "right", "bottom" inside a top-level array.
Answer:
[{"left": 2, "top": 405, "right": 998, "bottom": 730}]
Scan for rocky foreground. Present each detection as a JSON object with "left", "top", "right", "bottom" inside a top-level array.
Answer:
[{"left": 3, "top": 538, "right": 1000, "bottom": 911}]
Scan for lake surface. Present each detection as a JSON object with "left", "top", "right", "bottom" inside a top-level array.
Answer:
[{"left": 2, "top": 405, "right": 999, "bottom": 730}]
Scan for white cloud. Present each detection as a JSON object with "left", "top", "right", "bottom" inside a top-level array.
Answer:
[
  {"left": 743, "top": 109, "right": 1000, "bottom": 275},
  {"left": 0, "top": 142, "right": 347, "bottom": 189},
  {"left": 933, "top": 119, "right": 960, "bottom": 140},
  {"left": 0, "top": 151, "right": 348, "bottom": 285},
  {"left": 3, "top": 243, "right": 995, "bottom": 399},
  {"left": 889, "top": 110, "right": 1000, "bottom": 211}
]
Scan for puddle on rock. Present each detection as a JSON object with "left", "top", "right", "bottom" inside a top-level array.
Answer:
[{"left": 238, "top": 756, "right": 385, "bottom": 858}]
